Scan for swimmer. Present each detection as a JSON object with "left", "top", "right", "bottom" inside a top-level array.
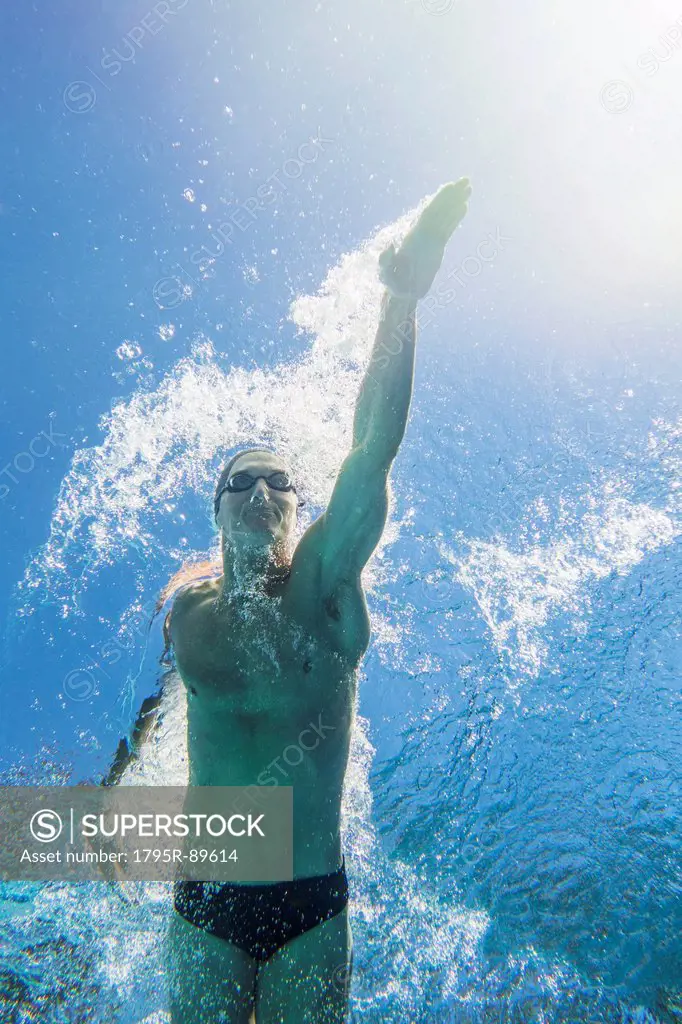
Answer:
[{"left": 165, "top": 178, "right": 472, "bottom": 1023}]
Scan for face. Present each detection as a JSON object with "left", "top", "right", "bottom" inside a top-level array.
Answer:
[{"left": 215, "top": 451, "right": 298, "bottom": 549}]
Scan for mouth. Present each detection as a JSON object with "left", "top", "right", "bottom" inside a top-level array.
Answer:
[{"left": 244, "top": 506, "right": 278, "bottom": 521}]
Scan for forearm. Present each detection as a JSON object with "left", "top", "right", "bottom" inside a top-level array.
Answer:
[{"left": 352, "top": 290, "right": 417, "bottom": 456}]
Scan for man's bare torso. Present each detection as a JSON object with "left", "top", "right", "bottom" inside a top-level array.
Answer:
[{"left": 169, "top": 564, "right": 370, "bottom": 880}]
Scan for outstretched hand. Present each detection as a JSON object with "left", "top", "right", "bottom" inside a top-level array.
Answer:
[{"left": 378, "top": 178, "right": 472, "bottom": 301}]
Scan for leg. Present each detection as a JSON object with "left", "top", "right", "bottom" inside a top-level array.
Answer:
[
  {"left": 256, "top": 907, "right": 353, "bottom": 1024},
  {"left": 166, "top": 908, "right": 258, "bottom": 1023}
]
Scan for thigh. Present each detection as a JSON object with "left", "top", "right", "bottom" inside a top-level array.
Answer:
[
  {"left": 166, "top": 909, "right": 257, "bottom": 1024},
  {"left": 256, "top": 907, "right": 353, "bottom": 1024}
]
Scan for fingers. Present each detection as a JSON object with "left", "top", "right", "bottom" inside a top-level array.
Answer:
[
  {"left": 444, "top": 177, "right": 472, "bottom": 200},
  {"left": 412, "top": 199, "right": 467, "bottom": 250},
  {"left": 443, "top": 200, "right": 470, "bottom": 234},
  {"left": 432, "top": 178, "right": 472, "bottom": 208},
  {"left": 418, "top": 178, "right": 472, "bottom": 234}
]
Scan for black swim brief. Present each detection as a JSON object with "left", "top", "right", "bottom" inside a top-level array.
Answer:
[{"left": 173, "top": 857, "right": 349, "bottom": 963}]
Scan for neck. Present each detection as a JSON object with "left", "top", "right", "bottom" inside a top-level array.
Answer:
[{"left": 217, "top": 538, "right": 291, "bottom": 604}]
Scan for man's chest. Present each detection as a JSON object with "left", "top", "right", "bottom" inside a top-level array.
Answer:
[{"left": 173, "top": 591, "right": 353, "bottom": 705}]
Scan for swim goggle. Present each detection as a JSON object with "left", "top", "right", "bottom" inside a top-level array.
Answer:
[{"left": 216, "top": 470, "right": 297, "bottom": 503}]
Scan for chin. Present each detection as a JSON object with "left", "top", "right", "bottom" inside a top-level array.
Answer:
[{"left": 242, "top": 523, "right": 280, "bottom": 544}]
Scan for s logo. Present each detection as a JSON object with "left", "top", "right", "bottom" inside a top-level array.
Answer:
[{"left": 30, "top": 809, "right": 63, "bottom": 843}]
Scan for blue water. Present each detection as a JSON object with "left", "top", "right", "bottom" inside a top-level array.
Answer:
[{"left": 1, "top": 0, "right": 680, "bottom": 1021}]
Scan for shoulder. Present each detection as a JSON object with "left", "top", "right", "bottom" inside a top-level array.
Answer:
[
  {"left": 291, "top": 516, "right": 324, "bottom": 567},
  {"left": 288, "top": 517, "right": 327, "bottom": 598},
  {"left": 169, "top": 578, "right": 219, "bottom": 630},
  {"left": 290, "top": 513, "right": 369, "bottom": 599},
  {"left": 289, "top": 520, "right": 371, "bottom": 661}
]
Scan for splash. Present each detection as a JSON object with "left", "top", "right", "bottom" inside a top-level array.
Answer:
[
  {"left": 445, "top": 491, "right": 678, "bottom": 678},
  {"left": 17, "top": 207, "right": 421, "bottom": 619}
]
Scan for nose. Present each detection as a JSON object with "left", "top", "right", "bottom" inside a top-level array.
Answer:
[{"left": 249, "top": 478, "right": 269, "bottom": 502}]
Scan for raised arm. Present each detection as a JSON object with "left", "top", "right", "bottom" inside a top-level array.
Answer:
[{"left": 300, "top": 180, "right": 472, "bottom": 592}]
